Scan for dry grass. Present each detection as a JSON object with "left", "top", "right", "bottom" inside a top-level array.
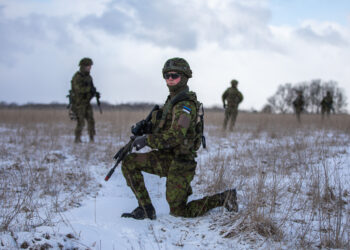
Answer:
[
  {"left": 1, "top": 108, "right": 350, "bottom": 248},
  {"left": 201, "top": 111, "right": 350, "bottom": 248}
]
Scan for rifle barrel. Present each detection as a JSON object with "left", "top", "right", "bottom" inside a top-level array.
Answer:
[
  {"left": 105, "top": 159, "right": 121, "bottom": 181},
  {"left": 104, "top": 168, "right": 114, "bottom": 181}
]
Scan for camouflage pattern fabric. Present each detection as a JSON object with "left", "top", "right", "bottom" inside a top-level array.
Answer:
[
  {"left": 320, "top": 94, "right": 333, "bottom": 118},
  {"left": 293, "top": 94, "right": 304, "bottom": 122},
  {"left": 74, "top": 105, "right": 95, "bottom": 141},
  {"left": 148, "top": 89, "right": 199, "bottom": 157},
  {"left": 122, "top": 151, "right": 224, "bottom": 217},
  {"left": 121, "top": 87, "right": 225, "bottom": 217},
  {"left": 163, "top": 58, "right": 191, "bottom": 93},
  {"left": 71, "top": 71, "right": 97, "bottom": 141},
  {"left": 223, "top": 108, "right": 239, "bottom": 131},
  {"left": 162, "top": 57, "right": 192, "bottom": 78},
  {"left": 222, "top": 86, "right": 243, "bottom": 130}
]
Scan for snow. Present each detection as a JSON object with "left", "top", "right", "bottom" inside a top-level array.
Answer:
[
  {"left": 48, "top": 171, "right": 243, "bottom": 250},
  {"left": 1, "top": 117, "right": 350, "bottom": 249}
]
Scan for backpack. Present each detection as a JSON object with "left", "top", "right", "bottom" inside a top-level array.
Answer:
[{"left": 193, "top": 101, "right": 206, "bottom": 150}]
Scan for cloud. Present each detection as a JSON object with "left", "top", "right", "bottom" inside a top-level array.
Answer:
[
  {"left": 0, "top": 12, "right": 44, "bottom": 65},
  {"left": 0, "top": 0, "right": 350, "bottom": 111},
  {"left": 80, "top": 0, "right": 199, "bottom": 50},
  {"left": 295, "top": 21, "right": 349, "bottom": 46},
  {"left": 79, "top": 0, "right": 279, "bottom": 51},
  {"left": 1, "top": 0, "right": 110, "bottom": 19},
  {"left": 0, "top": 10, "right": 74, "bottom": 66}
]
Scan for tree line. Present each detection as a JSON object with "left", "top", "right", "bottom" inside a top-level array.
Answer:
[{"left": 264, "top": 79, "right": 347, "bottom": 114}]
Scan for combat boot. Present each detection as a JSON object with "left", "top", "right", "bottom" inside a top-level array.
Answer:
[
  {"left": 222, "top": 189, "right": 238, "bottom": 212},
  {"left": 89, "top": 135, "right": 94, "bottom": 143},
  {"left": 121, "top": 204, "right": 156, "bottom": 220}
]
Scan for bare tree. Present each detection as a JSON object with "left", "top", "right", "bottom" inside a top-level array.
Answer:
[
  {"left": 268, "top": 83, "right": 294, "bottom": 113},
  {"left": 266, "top": 80, "right": 347, "bottom": 113}
]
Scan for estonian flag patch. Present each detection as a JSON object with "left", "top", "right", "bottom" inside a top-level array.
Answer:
[{"left": 183, "top": 106, "right": 191, "bottom": 114}]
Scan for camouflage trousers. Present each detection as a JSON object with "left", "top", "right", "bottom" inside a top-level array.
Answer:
[
  {"left": 295, "top": 109, "right": 302, "bottom": 123},
  {"left": 74, "top": 105, "right": 95, "bottom": 140},
  {"left": 321, "top": 107, "right": 331, "bottom": 119},
  {"left": 122, "top": 151, "right": 225, "bottom": 218},
  {"left": 223, "top": 107, "right": 238, "bottom": 130}
]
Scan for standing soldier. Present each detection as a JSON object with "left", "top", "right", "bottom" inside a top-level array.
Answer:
[
  {"left": 293, "top": 90, "right": 304, "bottom": 123},
  {"left": 120, "top": 58, "right": 238, "bottom": 220},
  {"left": 320, "top": 91, "right": 334, "bottom": 119},
  {"left": 70, "top": 57, "right": 100, "bottom": 143},
  {"left": 222, "top": 79, "right": 243, "bottom": 131}
]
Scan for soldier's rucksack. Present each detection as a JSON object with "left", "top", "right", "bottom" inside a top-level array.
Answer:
[
  {"left": 169, "top": 89, "right": 206, "bottom": 151},
  {"left": 193, "top": 101, "right": 206, "bottom": 150}
]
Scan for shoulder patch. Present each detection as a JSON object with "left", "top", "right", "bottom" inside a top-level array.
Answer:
[{"left": 178, "top": 114, "right": 191, "bottom": 129}]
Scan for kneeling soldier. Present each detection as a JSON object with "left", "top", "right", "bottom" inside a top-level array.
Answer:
[{"left": 121, "top": 58, "right": 238, "bottom": 220}]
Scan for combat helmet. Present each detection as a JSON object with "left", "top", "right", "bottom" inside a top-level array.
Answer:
[
  {"left": 79, "top": 57, "right": 93, "bottom": 67},
  {"left": 162, "top": 58, "right": 192, "bottom": 78}
]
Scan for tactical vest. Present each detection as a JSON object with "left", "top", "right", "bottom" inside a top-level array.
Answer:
[
  {"left": 151, "top": 88, "right": 206, "bottom": 153},
  {"left": 70, "top": 71, "right": 95, "bottom": 105},
  {"left": 224, "top": 87, "right": 243, "bottom": 108}
]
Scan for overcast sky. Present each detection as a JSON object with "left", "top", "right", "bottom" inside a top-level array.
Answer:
[{"left": 0, "top": 0, "right": 349, "bottom": 110}]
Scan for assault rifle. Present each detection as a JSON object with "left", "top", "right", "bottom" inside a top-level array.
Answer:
[
  {"left": 92, "top": 85, "right": 102, "bottom": 114},
  {"left": 104, "top": 105, "right": 160, "bottom": 181},
  {"left": 96, "top": 94, "right": 102, "bottom": 114},
  {"left": 66, "top": 90, "right": 73, "bottom": 109}
]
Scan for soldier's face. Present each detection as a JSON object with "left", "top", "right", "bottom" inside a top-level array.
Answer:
[
  {"left": 84, "top": 65, "right": 92, "bottom": 72},
  {"left": 165, "top": 71, "right": 181, "bottom": 86}
]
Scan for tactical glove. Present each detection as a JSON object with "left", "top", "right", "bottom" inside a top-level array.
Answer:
[
  {"left": 131, "top": 135, "right": 147, "bottom": 151},
  {"left": 95, "top": 91, "right": 101, "bottom": 99},
  {"left": 223, "top": 103, "right": 226, "bottom": 109}
]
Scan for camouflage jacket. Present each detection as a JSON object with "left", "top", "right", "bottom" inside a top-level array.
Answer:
[
  {"left": 71, "top": 71, "right": 96, "bottom": 107},
  {"left": 147, "top": 87, "right": 199, "bottom": 158},
  {"left": 321, "top": 96, "right": 333, "bottom": 109},
  {"left": 293, "top": 95, "right": 304, "bottom": 111},
  {"left": 222, "top": 87, "right": 243, "bottom": 108}
]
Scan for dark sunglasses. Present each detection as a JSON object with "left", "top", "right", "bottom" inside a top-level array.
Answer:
[{"left": 164, "top": 73, "right": 180, "bottom": 79}]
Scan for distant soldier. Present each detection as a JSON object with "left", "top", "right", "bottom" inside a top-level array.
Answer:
[
  {"left": 222, "top": 79, "right": 243, "bottom": 130},
  {"left": 320, "top": 91, "right": 334, "bottom": 119},
  {"left": 293, "top": 91, "right": 304, "bottom": 123},
  {"left": 69, "top": 57, "right": 100, "bottom": 143}
]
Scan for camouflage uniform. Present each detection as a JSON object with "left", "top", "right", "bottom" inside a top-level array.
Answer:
[
  {"left": 222, "top": 80, "right": 243, "bottom": 130},
  {"left": 293, "top": 92, "right": 304, "bottom": 123},
  {"left": 121, "top": 58, "right": 237, "bottom": 219},
  {"left": 70, "top": 58, "right": 99, "bottom": 143},
  {"left": 320, "top": 92, "right": 333, "bottom": 119}
]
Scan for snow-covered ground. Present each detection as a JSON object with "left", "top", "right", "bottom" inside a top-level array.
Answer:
[{"left": 1, "top": 111, "right": 350, "bottom": 249}]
